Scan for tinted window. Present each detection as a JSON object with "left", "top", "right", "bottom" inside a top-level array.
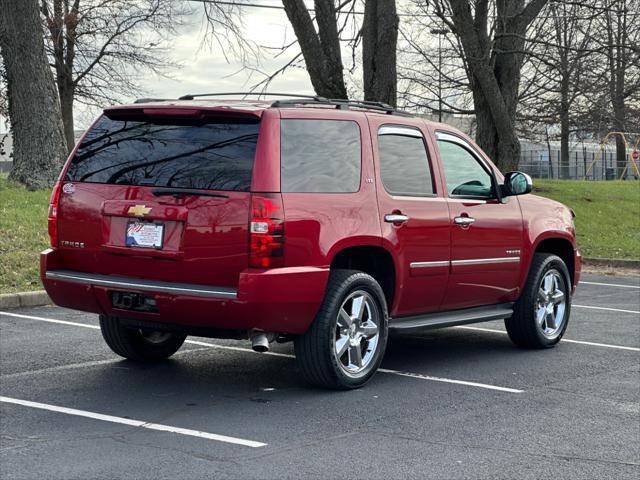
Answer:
[
  {"left": 437, "top": 140, "right": 494, "bottom": 198},
  {"left": 378, "top": 129, "right": 433, "bottom": 196},
  {"left": 65, "top": 116, "right": 259, "bottom": 191},
  {"left": 281, "top": 119, "right": 361, "bottom": 193}
]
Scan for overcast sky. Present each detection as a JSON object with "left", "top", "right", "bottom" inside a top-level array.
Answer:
[{"left": 74, "top": 2, "right": 318, "bottom": 129}]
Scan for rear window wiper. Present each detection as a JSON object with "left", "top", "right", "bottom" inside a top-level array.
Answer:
[{"left": 151, "top": 187, "right": 229, "bottom": 199}]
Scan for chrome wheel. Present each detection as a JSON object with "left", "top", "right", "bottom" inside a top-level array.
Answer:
[
  {"left": 333, "top": 290, "right": 380, "bottom": 376},
  {"left": 535, "top": 269, "right": 567, "bottom": 339}
]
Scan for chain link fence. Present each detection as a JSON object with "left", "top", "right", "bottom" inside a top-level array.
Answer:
[{"left": 518, "top": 142, "right": 640, "bottom": 180}]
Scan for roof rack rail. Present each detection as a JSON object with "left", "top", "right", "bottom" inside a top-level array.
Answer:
[
  {"left": 271, "top": 97, "right": 413, "bottom": 116},
  {"left": 138, "top": 92, "right": 412, "bottom": 116},
  {"left": 133, "top": 97, "right": 171, "bottom": 104},
  {"left": 177, "top": 92, "right": 324, "bottom": 101}
]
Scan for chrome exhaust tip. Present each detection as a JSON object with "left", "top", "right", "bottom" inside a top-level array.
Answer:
[{"left": 250, "top": 331, "right": 272, "bottom": 353}]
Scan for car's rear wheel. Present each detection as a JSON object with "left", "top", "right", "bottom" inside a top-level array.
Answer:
[
  {"left": 294, "top": 269, "right": 388, "bottom": 390},
  {"left": 99, "top": 315, "right": 186, "bottom": 361},
  {"left": 505, "top": 253, "right": 572, "bottom": 348}
]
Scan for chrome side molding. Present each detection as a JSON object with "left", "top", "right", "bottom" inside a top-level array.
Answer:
[
  {"left": 409, "top": 261, "right": 450, "bottom": 268},
  {"left": 410, "top": 257, "right": 520, "bottom": 269},
  {"left": 451, "top": 257, "right": 520, "bottom": 265}
]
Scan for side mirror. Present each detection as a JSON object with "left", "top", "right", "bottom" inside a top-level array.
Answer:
[{"left": 502, "top": 171, "right": 532, "bottom": 196}]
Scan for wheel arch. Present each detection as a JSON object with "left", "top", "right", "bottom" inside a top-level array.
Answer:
[
  {"left": 531, "top": 235, "right": 576, "bottom": 287},
  {"left": 329, "top": 245, "right": 397, "bottom": 311}
]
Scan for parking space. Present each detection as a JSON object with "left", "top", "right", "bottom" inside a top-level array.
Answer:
[{"left": 1, "top": 272, "right": 639, "bottom": 479}]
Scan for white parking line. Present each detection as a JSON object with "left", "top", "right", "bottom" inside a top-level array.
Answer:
[
  {"left": 189, "top": 340, "right": 522, "bottom": 392},
  {"left": 0, "top": 311, "right": 100, "bottom": 329},
  {"left": 0, "top": 311, "right": 522, "bottom": 393},
  {"left": 1, "top": 347, "right": 213, "bottom": 380},
  {"left": 455, "top": 325, "right": 640, "bottom": 352},
  {"left": 580, "top": 281, "right": 640, "bottom": 289},
  {"left": 573, "top": 304, "right": 640, "bottom": 315},
  {"left": 0, "top": 396, "right": 266, "bottom": 448},
  {"left": 185, "top": 339, "right": 294, "bottom": 358},
  {"left": 378, "top": 369, "right": 523, "bottom": 393}
]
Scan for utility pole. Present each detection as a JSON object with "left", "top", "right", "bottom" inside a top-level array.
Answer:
[{"left": 430, "top": 28, "right": 448, "bottom": 123}]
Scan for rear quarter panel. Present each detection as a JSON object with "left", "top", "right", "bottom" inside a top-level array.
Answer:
[{"left": 277, "top": 109, "right": 383, "bottom": 268}]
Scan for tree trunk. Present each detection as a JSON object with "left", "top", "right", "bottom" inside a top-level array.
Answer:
[
  {"left": 59, "top": 81, "right": 75, "bottom": 151},
  {"left": 0, "top": 0, "right": 68, "bottom": 190},
  {"left": 445, "top": 0, "right": 547, "bottom": 172},
  {"left": 559, "top": 78, "right": 570, "bottom": 179},
  {"left": 362, "top": 0, "right": 399, "bottom": 107},
  {"left": 47, "top": 0, "right": 78, "bottom": 152},
  {"left": 281, "top": 0, "right": 347, "bottom": 98}
]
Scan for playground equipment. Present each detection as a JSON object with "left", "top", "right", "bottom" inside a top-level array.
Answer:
[{"left": 585, "top": 132, "right": 640, "bottom": 180}]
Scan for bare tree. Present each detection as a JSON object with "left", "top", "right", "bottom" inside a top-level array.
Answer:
[
  {"left": 277, "top": 0, "right": 399, "bottom": 105},
  {"left": 362, "top": 0, "right": 399, "bottom": 106},
  {"left": 281, "top": 0, "right": 348, "bottom": 99},
  {"left": 0, "top": 0, "right": 68, "bottom": 189},
  {"left": 596, "top": 0, "right": 639, "bottom": 175},
  {"left": 428, "top": 0, "right": 549, "bottom": 172},
  {"left": 398, "top": 5, "right": 474, "bottom": 116},
  {"left": 40, "top": 0, "right": 188, "bottom": 151},
  {"left": 517, "top": 1, "right": 597, "bottom": 177}
]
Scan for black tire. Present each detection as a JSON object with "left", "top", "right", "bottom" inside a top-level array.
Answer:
[
  {"left": 505, "top": 253, "right": 572, "bottom": 348},
  {"left": 99, "top": 315, "right": 186, "bottom": 361},
  {"left": 294, "top": 269, "right": 389, "bottom": 390}
]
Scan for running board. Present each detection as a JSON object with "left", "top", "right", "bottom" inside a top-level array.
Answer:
[{"left": 389, "top": 303, "right": 514, "bottom": 332}]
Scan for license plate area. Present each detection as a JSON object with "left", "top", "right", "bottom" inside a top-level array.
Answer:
[
  {"left": 111, "top": 291, "right": 158, "bottom": 312},
  {"left": 126, "top": 221, "right": 164, "bottom": 249}
]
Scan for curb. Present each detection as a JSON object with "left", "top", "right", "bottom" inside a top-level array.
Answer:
[
  {"left": 583, "top": 258, "right": 640, "bottom": 269},
  {"left": 0, "top": 290, "right": 51, "bottom": 309}
]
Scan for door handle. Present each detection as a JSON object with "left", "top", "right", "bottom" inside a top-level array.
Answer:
[
  {"left": 384, "top": 213, "right": 409, "bottom": 224},
  {"left": 454, "top": 216, "right": 475, "bottom": 226}
]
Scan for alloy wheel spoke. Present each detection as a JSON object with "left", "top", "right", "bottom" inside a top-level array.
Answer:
[
  {"left": 551, "top": 290, "right": 565, "bottom": 305},
  {"left": 536, "top": 306, "right": 546, "bottom": 326},
  {"left": 348, "top": 344, "right": 363, "bottom": 368},
  {"left": 337, "top": 308, "right": 352, "bottom": 329},
  {"left": 360, "top": 322, "right": 378, "bottom": 339},
  {"left": 543, "top": 274, "right": 554, "bottom": 293},
  {"left": 335, "top": 336, "right": 350, "bottom": 358},
  {"left": 546, "top": 311, "right": 557, "bottom": 330},
  {"left": 538, "top": 288, "right": 547, "bottom": 304},
  {"left": 351, "top": 295, "right": 366, "bottom": 321}
]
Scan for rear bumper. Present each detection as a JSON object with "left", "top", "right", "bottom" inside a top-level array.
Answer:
[{"left": 40, "top": 249, "right": 329, "bottom": 335}]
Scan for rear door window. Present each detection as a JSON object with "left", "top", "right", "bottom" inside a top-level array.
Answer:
[
  {"left": 280, "top": 119, "right": 361, "bottom": 193},
  {"left": 65, "top": 115, "right": 260, "bottom": 191},
  {"left": 378, "top": 125, "right": 434, "bottom": 196}
]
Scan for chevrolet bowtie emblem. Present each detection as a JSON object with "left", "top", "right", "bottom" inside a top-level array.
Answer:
[{"left": 127, "top": 205, "right": 152, "bottom": 217}]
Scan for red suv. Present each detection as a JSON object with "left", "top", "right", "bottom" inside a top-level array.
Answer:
[{"left": 41, "top": 95, "right": 581, "bottom": 389}]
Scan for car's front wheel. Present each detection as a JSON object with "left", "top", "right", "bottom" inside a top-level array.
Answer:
[
  {"left": 294, "top": 270, "right": 389, "bottom": 389},
  {"left": 505, "top": 253, "right": 572, "bottom": 348},
  {"left": 99, "top": 315, "right": 186, "bottom": 361}
]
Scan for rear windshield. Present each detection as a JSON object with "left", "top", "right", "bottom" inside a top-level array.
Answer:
[{"left": 65, "top": 115, "right": 260, "bottom": 191}]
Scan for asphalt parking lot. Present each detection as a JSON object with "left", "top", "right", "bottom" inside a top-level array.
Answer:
[{"left": 1, "top": 272, "right": 638, "bottom": 479}]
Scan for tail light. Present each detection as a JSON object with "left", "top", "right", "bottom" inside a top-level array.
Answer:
[
  {"left": 249, "top": 193, "right": 284, "bottom": 268},
  {"left": 48, "top": 181, "right": 61, "bottom": 248}
]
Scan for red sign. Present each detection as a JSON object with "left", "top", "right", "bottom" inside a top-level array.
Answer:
[{"left": 633, "top": 150, "right": 639, "bottom": 161}]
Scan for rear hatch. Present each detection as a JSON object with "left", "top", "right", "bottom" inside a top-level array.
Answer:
[{"left": 56, "top": 107, "right": 261, "bottom": 289}]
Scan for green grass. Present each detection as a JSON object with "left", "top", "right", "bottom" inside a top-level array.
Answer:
[
  {"left": 0, "top": 175, "right": 50, "bottom": 293},
  {"left": 0, "top": 175, "right": 637, "bottom": 293},
  {"left": 533, "top": 179, "right": 640, "bottom": 261}
]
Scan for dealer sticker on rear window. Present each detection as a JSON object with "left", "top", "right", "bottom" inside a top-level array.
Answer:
[{"left": 126, "top": 222, "right": 164, "bottom": 249}]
